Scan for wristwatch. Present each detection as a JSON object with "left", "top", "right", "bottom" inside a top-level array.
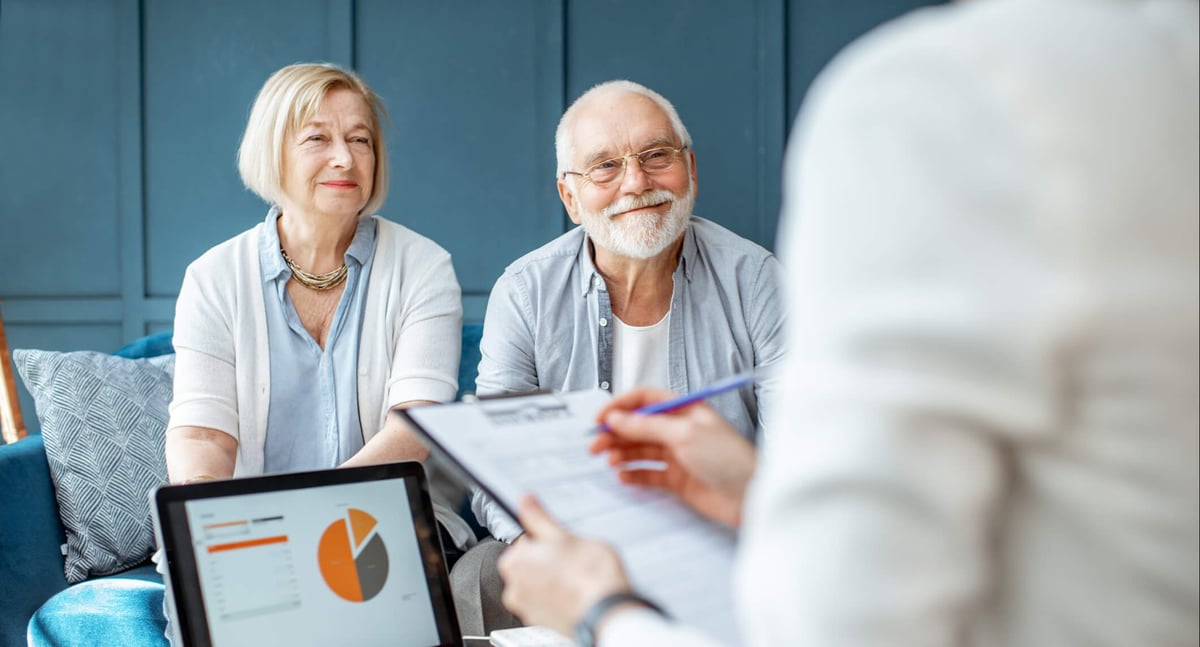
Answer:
[{"left": 573, "top": 591, "right": 667, "bottom": 647}]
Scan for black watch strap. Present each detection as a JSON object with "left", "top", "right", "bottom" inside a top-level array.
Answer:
[{"left": 573, "top": 591, "right": 667, "bottom": 647}]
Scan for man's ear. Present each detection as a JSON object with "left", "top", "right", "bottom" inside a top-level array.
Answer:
[
  {"left": 557, "top": 177, "right": 582, "bottom": 225},
  {"left": 687, "top": 149, "right": 699, "bottom": 198}
]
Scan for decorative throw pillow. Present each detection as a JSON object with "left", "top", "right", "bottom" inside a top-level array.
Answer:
[{"left": 13, "top": 349, "right": 173, "bottom": 583}]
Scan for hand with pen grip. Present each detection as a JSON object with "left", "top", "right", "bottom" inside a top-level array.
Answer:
[{"left": 589, "top": 387, "right": 758, "bottom": 529}]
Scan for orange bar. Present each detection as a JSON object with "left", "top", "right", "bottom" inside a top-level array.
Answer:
[
  {"left": 203, "top": 520, "right": 249, "bottom": 530},
  {"left": 208, "top": 535, "right": 288, "bottom": 553}
]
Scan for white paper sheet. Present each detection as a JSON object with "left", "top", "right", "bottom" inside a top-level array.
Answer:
[{"left": 403, "top": 390, "right": 739, "bottom": 644}]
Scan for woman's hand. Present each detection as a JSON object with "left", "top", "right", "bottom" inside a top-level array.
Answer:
[
  {"left": 497, "top": 496, "right": 631, "bottom": 638},
  {"left": 590, "top": 387, "right": 757, "bottom": 528}
]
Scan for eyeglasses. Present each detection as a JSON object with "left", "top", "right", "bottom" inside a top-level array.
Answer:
[{"left": 562, "top": 145, "right": 688, "bottom": 186}]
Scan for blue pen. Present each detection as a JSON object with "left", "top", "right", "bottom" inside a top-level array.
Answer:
[{"left": 591, "top": 369, "right": 760, "bottom": 434}]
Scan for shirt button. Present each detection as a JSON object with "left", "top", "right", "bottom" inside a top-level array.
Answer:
[
  {"left": 599, "top": 317, "right": 608, "bottom": 327},
  {"left": 600, "top": 381, "right": 610, "bottom": 390}
]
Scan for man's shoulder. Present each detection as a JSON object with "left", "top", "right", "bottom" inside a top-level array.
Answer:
[
  {"left": 500, "top": 226, "right": 586, "bottom": 278},
  {"left": 689, "top": 216, "right": 775, "bottom": 264}
]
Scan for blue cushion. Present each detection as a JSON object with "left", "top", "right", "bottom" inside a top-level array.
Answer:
[
  {"left": 457, "top": 323, "right": 483, "bottom": 401},
  {"left": 0, "top": 435, "right": 69, "bottom": 647},
  {"left": 113, "top": 332, "right": 174, "bottom": 360},
  {"left": 28, "top": 564, "right": 167, "bottom": 646}
]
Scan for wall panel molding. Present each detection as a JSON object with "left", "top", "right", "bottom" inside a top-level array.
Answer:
[
  {"left": 756, "top": 0, "right": 787, "bottom": 250},
  {"left": 0, "top": 298, "right": 124, "bottom": 324},
  {"left": 119, "top": 0, "right": 147, "bottom": 341}
]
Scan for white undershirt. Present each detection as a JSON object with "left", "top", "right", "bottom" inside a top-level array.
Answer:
[{"left": 610, "top": 310, "right": 671, "bottom": 394}]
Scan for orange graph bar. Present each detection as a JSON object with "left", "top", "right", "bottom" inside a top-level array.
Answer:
[
  {"left": 203, "top": 520, "right": 249, "bottom": 530},
  {"left": 208, "top": 534, "right": 289, "bottom": 553}
]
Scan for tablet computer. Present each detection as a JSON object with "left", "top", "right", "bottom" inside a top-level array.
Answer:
[{"left": 153, "top": 462, "right": 461, "bottom": 646}]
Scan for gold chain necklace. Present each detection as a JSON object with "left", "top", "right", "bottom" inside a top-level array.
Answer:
[{"left": 280, "top": 248, "right": 348, "bottom": 290}]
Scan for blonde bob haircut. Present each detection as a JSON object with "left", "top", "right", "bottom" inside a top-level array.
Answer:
[{"left": 237, "top": 62, "right": 390, "bottom": 217}]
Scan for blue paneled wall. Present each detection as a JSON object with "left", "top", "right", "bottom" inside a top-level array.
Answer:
[{"left": 0, "top": 0, "right": 939, "bottom": 436}]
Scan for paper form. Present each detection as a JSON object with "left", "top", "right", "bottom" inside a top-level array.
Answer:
[{"left": 401, "top": 390, "right": 740, "bottom": 645}]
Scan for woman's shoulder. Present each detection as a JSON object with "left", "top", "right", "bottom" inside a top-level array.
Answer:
[
  {"left": 366, "top": 216, "right": 460, "bottom": 303},
  {"left": 184, "top": 223, "right": 261, "bottom": 280},
  {"left": 371, "top": 216, "right": 452, "bottom": 263}
]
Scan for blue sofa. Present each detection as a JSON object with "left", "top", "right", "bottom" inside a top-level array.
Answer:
[{"left": 0, "top": 325, "right": 483, "bottom": 647}]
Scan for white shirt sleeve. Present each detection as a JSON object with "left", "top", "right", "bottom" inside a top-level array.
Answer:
[
  {"left": 383, "top": 244, "right": 462, "bottom": 407},
  {"left": 599, "top": 607, "right": 725, "bottom": 647},
  {"left": 167, "top": 259, "right": 240, "bottom": 439},
  {"left": 470, "top": 485, "right": 523, "bottom": 544}
]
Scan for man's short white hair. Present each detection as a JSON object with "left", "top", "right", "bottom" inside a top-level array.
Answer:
[{"left": 555, "top": 80, "right": 693, "bottom": 178}]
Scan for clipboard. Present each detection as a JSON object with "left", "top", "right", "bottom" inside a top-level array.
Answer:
[
  {"left": 396, "top": 389, "right": 573, "bottom": 521},
  {"left": 394, "top": 390, "right": 741, "bottom": 645}
]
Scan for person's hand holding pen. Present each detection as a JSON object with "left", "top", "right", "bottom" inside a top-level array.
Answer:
[
  {"left": 500, "top": 386, "right": 758, "bottom": 640},
  {"left": 589, "top": 387, "right": 758, "bottom": 529}
]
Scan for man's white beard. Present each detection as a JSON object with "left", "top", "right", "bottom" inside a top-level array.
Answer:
[{"left": 577, "top": 183, "right": 695, "bottom": 260}]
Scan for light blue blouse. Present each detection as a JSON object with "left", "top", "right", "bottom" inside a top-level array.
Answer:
[{"left": 258, "top": 209, "right": 377, "bottom": 473}]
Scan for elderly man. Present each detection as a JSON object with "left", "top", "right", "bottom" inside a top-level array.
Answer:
[{"left": 449, "top": 80, "right": 785, "bottom": 634}]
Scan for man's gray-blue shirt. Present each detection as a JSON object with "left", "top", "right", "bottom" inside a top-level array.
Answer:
[{"left": 473, "top": 215, "right": 786, "bottom": 541}]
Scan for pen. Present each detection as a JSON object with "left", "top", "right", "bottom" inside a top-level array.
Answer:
[{"left": 591, "top": 369, "right": 760, "bottom": 434}]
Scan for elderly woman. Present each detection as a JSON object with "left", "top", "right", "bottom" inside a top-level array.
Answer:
[{"left": 164, "top": 63, "right": 473, "bottom": 556}]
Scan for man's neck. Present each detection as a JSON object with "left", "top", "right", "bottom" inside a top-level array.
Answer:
[{"left": 591, "top": 236, "right": 683, "bottom": 326}]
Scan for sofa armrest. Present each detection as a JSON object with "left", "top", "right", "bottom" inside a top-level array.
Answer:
[{"left": 0, "top": 435, "right": 69, "bottom": 647}]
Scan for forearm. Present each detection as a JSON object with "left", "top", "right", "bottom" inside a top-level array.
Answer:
[
  {"left": 166, "top": 426, "right": 238, "bottom": 484},
  {"left": 341, "top": 401, "right": 433, "bottom": 467}
]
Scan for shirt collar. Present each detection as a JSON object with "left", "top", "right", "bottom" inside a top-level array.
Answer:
[
  {"left": 259, "top": 207, "right": 289, "bottom": 284},
  {"left": 258, "top": 206, "right": 377, "bottom": 284},
  {"left": 576, "top": 229, "right": 602, "bottom": 296},
  {"left": 343, "top": 214, "right": 376, "bottom": 266},
  {"left": 577, "top": 217, "right": 697, "bottom": 296}
]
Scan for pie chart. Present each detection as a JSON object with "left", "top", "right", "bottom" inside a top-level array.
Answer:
[{"left": 318, "top": 508, "right": 389, "bottom": 602}]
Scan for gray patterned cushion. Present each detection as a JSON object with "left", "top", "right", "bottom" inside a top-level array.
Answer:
[{"left": 13, "top": 350, "right": 173, "bottom": 583}]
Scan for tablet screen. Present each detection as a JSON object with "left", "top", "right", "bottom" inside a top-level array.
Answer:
[{"left": 155, "top": 464, "right": 460, "bottom": 647}]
